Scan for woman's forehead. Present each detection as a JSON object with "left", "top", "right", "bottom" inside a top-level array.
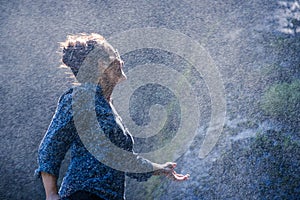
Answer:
[{"left": 109, "top": 49, "right": 123, "bottom": 64}]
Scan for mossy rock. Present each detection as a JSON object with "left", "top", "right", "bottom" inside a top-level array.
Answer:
[{"left": 261, "top": 80, "right": 300, "bottom": 123}]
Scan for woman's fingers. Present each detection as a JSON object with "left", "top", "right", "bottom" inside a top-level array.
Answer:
[
  {"left": 173, "top": 173, "right": 189, "bottom": 181},
  {"left": 169, "top": 173, "right": 188, "bottom": 181},
  {"left": 161, "top": 162, "right": 189, "bottom": 181},
  {"left": 165, "top": 169, "right": 190, "bottom": 181},
  {"left": 172, "top": 171, "right": 185, "bottom": 177},
  {"left": 173, "top": 171, "right": 190, "bottom": 180}
]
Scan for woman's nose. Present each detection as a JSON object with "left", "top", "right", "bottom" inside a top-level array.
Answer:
[{"left": 118, "top": 69, "right": 127, "bottom": 83}]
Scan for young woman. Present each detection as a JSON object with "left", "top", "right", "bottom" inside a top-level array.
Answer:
[{"left": 35, "top": 33, "right": 189, "bottom": 200}]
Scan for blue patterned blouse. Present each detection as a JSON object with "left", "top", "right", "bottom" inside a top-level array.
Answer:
[{"left": 35, "top": 83, "right": 153, "bottom": 199}]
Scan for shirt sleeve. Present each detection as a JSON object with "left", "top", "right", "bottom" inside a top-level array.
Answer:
[
  {"left": 35, "top": 90, "right": 75, "bottom": 178},
  {"left": 125, "top": 153, "right": 154, "bottom": 182},
  {"left": 123, "top": 132, "right": 154, "bottom": 182},
  {"left": 80, "top": 85, "right": 155, "bottom": 182},
  {"left": 101, "top": 108, "right": 154, "bottom": 181}
]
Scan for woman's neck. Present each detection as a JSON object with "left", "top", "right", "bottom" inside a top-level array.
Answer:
[
  {"left": 102, "top": 85, "right": 113, "bottom": 102},
  {"left": 98, "top": 78, "right": 116, "bottom": 103}
]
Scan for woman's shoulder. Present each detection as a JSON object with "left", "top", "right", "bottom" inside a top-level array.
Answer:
[
  {"left": 67, "top": 83, "right": 108, "bottom": 107},
  {"left": 58, "top": 87, "right": 74, "bottom": 104},
  {"left": 59, "top": 83, "right": 99, "bottom": 99},
  {"left": 57, "top": 84, "right": 108, "bottom": 112},
  {"left": 70, "top": 83, "right": 103, "bottom": 95}
]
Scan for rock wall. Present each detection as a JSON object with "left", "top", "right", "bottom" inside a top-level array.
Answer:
[{"left": 1, "top": 0, "right": 299, "bottom": 199}]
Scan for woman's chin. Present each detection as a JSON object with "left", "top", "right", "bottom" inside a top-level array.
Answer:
[{"left": 117, "top": 75, "right": 127, "bottom": 84}]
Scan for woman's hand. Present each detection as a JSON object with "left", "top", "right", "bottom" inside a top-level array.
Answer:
[{"left": 153, "top": 162, "right": 190, "bottom": 181}]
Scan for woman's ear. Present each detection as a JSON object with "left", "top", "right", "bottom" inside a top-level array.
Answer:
[
  {"left": 75, "top": 57, "right": 102, "bottom": 84},
  {"left": 97, "top": 59, "right": 108, "bottom": 74}
]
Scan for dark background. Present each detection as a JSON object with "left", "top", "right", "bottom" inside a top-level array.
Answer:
[{"left": 1, "top": 0, "right": 299, "bottom": 199}]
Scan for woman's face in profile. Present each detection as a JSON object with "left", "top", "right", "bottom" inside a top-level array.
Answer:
[{"left": 104, "top": 58, "right": 127, "bottom": 85}]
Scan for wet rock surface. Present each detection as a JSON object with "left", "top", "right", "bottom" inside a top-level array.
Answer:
[{"left": 1, "top": 0, "right": 299, "bottom": 199}]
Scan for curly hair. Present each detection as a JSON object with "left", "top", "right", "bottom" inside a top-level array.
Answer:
[{"left": 60, "top": 33, "right": 115, "bottom": 78}]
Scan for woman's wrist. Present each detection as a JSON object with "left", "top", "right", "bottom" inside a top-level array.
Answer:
[
  {"left": 152, "top": 162, "right": 177, "bottom": 176},
  {"left": 46, "top": 193, "right": 60, "bottom": 200},
  {"left": 152, "top": 163, "right": 163, "bottom": 171},
  {"left": 152, "top": 163, "right": 164, "bottom": 175}
]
